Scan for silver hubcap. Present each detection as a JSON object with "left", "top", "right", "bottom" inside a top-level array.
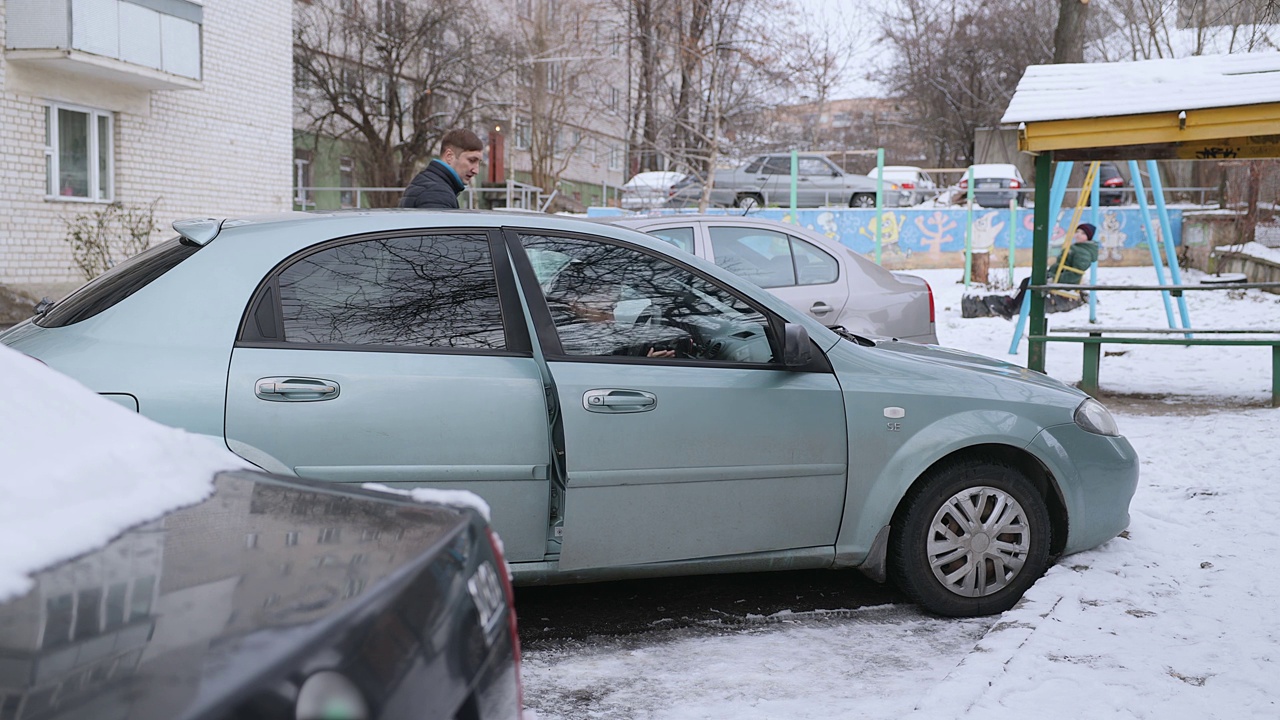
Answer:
[{"left": 927, "top": 486, "right": 1031, "bottom": 598}]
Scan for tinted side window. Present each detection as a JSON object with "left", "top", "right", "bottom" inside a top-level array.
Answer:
[
  {"left": 38, "top": 238, "right": 200, "bottom": 327},
  {"left": 761, "top": 157, "right": 791, "bottom": 175},
  {"left": 791, "top": 236, "right": 839, "bottom": 285},
  {"left": 708, "top": 226, "right": 795, "bottom": 288},
  {"left": 276, "top": 234, "right": 506, "bottom": 349},
  {"left": 520, "top": 234, "right": 776, "bottom": 365},
  {"left": 797, "top": 157, "right": 833, "bottom": 176}
]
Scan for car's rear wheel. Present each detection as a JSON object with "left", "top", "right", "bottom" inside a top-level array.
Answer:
[
  {"left": 849, "top": 193, "right": 876, "bottom": 208},
  {"left": 734, "top": 193, "right": 763, "bottom": 210},
  {"left": 890, "top": 459, "right": 1051, "bottom": 617}
]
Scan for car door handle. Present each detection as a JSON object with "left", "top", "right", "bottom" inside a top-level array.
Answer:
[
  {"left": 583, "top": 389, "right": 657, "bottom": 413},
  {"left": 256, "top": 377, "right": 340, "bottom": 402},
  {"left": 810, "top": 302, "right": 834, "bottom": 316}
]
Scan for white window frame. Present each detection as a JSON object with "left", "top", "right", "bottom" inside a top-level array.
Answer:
[
  {"left": 45, "top": 102, "right": 114, "bottom": 203},
  {"left": 294, "top": 156, "right": 312, "bottom": 208},
  {"left": 339, "top": 156, "right": 355, "bottom": 208},
  {"left": 514, "top": 117, "right": 531, "bottom": 150}
]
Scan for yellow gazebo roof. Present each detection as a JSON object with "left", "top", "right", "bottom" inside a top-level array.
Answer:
[{"left": 1002, "top": 52, "right": 1280, "bottom": 160}]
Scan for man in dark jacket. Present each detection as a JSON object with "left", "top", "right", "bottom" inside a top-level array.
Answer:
[{"left": 400, "top": 129, "right": 484, "bottom": 209}]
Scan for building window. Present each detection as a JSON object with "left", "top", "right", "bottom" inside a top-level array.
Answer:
[
  {"left": 339, "top": 157, "right": 355, "bottom": 208},
  {"left": 608, "top": 144, "right": 623, "bottom": 170},
  {"left": 514, "top": 118, "right": 531, "bottom": 150},
  {"left": 294, "top": 150, "right": 313, "bottom": 208},
  {"left": 45, "top": 104, "right": 113, "bottom": 201},
  {"left": 318, "top": 527, "right": 341, "bottom": 544},
  {"left": 285, "top": 531, "right": 300, "bottom": 546},
  {"left": 547, "top": 63, "right": 562, "bottom": 94},
  {"left": 608, "top": 87, "right": 621, "bottom": 111},
  {"left": 342, "top": 578, "right": 367, "bottom": 598}
]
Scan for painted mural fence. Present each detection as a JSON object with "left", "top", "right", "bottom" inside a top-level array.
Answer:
[{"left": 587, "top": 206, "right": 1184, "bottom": 270}]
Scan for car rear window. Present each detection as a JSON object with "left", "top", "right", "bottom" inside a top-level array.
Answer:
[{"left": 37, "top": 238, "right": 200, "bottom": 328}]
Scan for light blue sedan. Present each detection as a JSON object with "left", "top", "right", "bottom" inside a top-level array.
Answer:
[{"left": 0, "top": 211, "right": 1138, "bottom": 617}]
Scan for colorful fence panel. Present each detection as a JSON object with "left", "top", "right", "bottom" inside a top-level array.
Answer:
[{"left": 587, "top": 206, "right": 1183, "bottom": 266}]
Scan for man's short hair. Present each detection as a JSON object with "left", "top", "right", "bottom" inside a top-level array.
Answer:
[{"left": 440, "top": 129, "right": 483, "bottom": 155}]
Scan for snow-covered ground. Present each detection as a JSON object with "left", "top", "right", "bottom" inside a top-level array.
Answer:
[{"left": 523, "top": 266, "right": 1280, "bottom": 720}]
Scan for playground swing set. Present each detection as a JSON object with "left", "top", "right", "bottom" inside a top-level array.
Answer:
[{"left": 998, "top": 54, "right": 1280, "bottom": 405}]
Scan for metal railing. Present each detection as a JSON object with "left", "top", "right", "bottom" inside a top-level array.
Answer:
[{"left": 293, "top": 181, "right": 547, "bottom": 211}]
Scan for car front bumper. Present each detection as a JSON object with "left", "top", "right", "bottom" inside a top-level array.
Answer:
[{"left": 1027, "top": 422, "right": 1140, "bottom": 556}]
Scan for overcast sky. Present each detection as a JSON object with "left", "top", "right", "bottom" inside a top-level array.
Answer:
[{"left": 798, "top": 0, "right": 894, "bottom": 99}]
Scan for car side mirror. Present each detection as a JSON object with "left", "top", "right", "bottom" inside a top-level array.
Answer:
[{"left": 783, "top": 323, "right": 812, "bottom": 368}]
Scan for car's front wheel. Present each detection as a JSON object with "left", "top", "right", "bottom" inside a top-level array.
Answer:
[
  {"left": 889, "top": 459, "right": 1051, "bottom": 617},
  {"left": 849, "top": 193, "right": 876, "bottom": 208},
  {"left": 734, "top": 193, "right": 763, "bottom": 210}
]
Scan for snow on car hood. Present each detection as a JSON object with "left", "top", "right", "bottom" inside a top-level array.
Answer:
[{"left": 0, "top": 344, "right": 251, "bottom": 601}]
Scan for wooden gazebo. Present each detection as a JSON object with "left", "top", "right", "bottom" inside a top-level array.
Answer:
[{"left": 1001, "top": 52, "right": 1280, "bottom": 373}]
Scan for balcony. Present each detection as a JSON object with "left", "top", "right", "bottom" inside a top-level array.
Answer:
[{"left": 5, "top": 0, "right": 203, "bottom": 91}]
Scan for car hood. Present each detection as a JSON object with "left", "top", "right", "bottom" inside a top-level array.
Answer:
[
  {"left": 857, "top": 338, "right": 1086, "bottom": 398},
  {"left": 0, "top": 471, "right": 480, "bottom": 720}
]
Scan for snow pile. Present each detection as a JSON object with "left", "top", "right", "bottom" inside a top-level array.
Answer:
[
  {"left": 363, "top": 482, "right": 492, "bottom": 520},
  {"left": 1002, "top": 52, "right": 1280, "bottom": 123},
  {"left": 0, "top": 344, "right": 251, "bottom": 601}
]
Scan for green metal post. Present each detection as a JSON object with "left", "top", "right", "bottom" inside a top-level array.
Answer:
[
  {"left": 1273, "top": 345, "right": 1279, "bottom": 408},
  {"left": 963, "top": 166, "right": 974, "bottom": 287},
  {"left": 1008, "top": 198, "right": 1018, "bottom": 284},
  {"left": 790, "top": 150, "right": 798, "bottom": 215},
  {"left": 1029, "top": 152, "right": 1053, "bottom": 373},
  {"left": 1082, "top": 338, "right": 1101, "bottom": 396},
  {"left": 874, "top": 148, "right": 884, "bottom": 265}
]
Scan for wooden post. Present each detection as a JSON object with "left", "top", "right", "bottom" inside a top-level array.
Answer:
[{"left": 972, "top": 252, "right": 990, "bottom": 285}]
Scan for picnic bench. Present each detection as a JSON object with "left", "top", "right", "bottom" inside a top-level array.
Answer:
[{"left": 1025, "top": 283, "right": 1280, "bottom": 407}]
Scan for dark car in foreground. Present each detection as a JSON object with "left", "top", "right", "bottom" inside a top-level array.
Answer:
[{"left": 0, "top": 471, "right": 521, "bottom": 720}]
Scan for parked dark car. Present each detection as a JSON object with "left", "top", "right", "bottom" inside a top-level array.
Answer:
[
  {"left": 0, "top": 471, "right": 522, "bottom": 720},
  {"left": 1098, "top": 162, "right": 1126, "bottom": 206}
]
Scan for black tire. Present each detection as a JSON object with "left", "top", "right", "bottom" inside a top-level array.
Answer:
[
  {"left": 849, "top": 193, "right": 876, "bottom": 208},
  {"left": 889, "top": 459, "right": 1051, "bottom": 617},
  {"left": 734, "top": 193, "right": 762, "bottom": 210}
]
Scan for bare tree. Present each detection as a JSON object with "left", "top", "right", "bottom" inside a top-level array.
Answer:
[
  {"left": 625, "top": 0, "right": 675, "bottom": 172},
  {"left": 879, "top": 0, "right": 1056, "bottom": 167},
  {"left": 294, "top": 0, "right": 513, "bottom": 207},
  {"left": 1091, "top": 0, "right": 1279, "bottom": 60},
  {"left": 1054, "top": 0, "right": 1091, "bottom": 62},
  {"left": 514, "top": 0, "right": 621, "bottom": 202}
]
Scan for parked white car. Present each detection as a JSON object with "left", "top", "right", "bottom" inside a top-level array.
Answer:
[
  {"left": 866, "top": 166, "right": 938, "bottom": 206},
  {"left": 960, "top": 163, "right": 1027, "bottom": 208},
  {"left": 621, "top": 171, "right": 686, "bottom": 210}
]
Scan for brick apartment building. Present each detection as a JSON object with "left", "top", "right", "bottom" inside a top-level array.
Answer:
[{"left": 1, "top": 0, "right": 294, "bottom": 292}]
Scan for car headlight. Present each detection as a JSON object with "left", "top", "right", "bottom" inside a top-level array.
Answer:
[{"left": 1074, "top": 398, "right": 1120, "bottom": 437}]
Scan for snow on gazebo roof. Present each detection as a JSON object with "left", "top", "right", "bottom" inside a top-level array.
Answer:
[{"left": 1002, "top": 52, "right": 1280, "bottom": 124}]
